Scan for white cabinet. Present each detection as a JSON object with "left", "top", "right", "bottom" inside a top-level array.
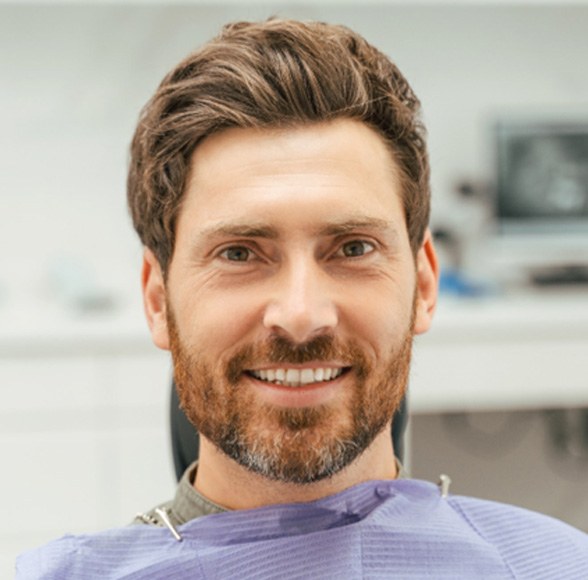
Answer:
[
  {"left": 1, "top": 349, "right": 175, "bottom": 577},
  {"left": 410, "top": 290, "right": 588, "bottom": 413}
]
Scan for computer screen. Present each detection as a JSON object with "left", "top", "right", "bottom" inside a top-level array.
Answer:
[
  {"left": 490, "top": 119, "right": 588, "bottom": 284},
  {"left": 496, "top": 120, "right": 588, "bottom": 233}
]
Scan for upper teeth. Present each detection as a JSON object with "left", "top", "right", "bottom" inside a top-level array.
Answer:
[{"left": 250, "top": 367, "right": 344, "bottom": 387}]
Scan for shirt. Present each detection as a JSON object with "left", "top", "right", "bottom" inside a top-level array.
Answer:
[{"left": 132, "top": 460, "right": 409, "bottom": 527}]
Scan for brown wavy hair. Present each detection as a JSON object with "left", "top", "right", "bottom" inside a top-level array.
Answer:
[{"left": 128, "top": 19, "right": 430, "bottom": 274}]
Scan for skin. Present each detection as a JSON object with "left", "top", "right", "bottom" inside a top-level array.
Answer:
[{"left": 142, "top": 119, "right": 439, "bottom": 510}]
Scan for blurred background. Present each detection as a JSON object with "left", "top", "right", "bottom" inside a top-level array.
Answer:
[{"left": 2, "top": 1, "right": 588, "bottom": 575}]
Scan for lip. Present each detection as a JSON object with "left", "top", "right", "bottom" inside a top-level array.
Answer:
[{"left": 243, "top": 367, "right": 351, "bottom": 409}]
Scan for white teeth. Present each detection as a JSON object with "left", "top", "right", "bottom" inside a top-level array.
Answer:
[{"left": 250, "top": 367, "right": 344, "bottom": 387}]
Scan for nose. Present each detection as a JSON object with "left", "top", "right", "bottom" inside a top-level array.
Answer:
[{"left": 263, "top": 257, "right": 338, "bottom": 344}]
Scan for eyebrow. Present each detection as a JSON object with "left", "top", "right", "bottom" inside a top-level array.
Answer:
[
  {"left": 318, "top": 217, "right": 393, "bottom": 237},
  {"left": 193, "top": 216, "right": 397, "bottom": 244},
  {"left": 195, "top": 222, "right": 280, "bottom": 242}
]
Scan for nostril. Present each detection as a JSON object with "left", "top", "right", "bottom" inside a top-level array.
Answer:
[{"left": 262, "top": 303, "right": 339, "bottom": 345}]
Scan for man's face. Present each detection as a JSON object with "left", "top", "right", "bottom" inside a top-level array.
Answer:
[{"left": 143, "top": 119, "right": 437, "bottom": 483}]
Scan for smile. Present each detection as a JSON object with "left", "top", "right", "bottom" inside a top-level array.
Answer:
[{"left": 248, "top": 367, "right": 347, "bottom": 388}]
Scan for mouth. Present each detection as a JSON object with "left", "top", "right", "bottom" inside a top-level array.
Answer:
[{"left": 246, "top": 366, "right": 350, "bottom": 388}]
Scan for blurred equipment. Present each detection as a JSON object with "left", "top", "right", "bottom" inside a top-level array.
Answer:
[
  {"left": 489, "top": 117, "right": 588, "bottom": 287},
  {"left": 544, "top": 408, "right": 588, "bottom": 461},
  {"left": 47, "top": 255, "right": 117, "bottom": 314}
]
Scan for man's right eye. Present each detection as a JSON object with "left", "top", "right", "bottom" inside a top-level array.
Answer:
[{"left": 220, "top": 246, "right": 252, "bottom": 262}]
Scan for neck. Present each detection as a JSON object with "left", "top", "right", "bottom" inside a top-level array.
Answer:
[{"left": 193, "top": 428, "right": 397, "bottom": 510}]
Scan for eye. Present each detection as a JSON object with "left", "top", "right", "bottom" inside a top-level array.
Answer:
[
  {"left": 220, "top": 246, "right": 253, "bottom": 262},
  {"left": 338, "top": 240, "right": 376, "bottom": 258}
]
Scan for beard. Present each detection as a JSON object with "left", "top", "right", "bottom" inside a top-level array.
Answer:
[{"left": 169, "top": 304, "right": 414, "bottom": 485}]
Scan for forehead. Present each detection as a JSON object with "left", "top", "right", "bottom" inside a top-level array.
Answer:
[{"left": 177, "top": 119, "right": 406, "bottom": 238}]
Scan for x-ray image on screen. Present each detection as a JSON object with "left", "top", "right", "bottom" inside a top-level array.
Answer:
[
  {"left": 496, "top": 122, "right": 588, "bottom": 223},
  {"left": 491, "top": 119, "right": 588, "bottom": 284}
]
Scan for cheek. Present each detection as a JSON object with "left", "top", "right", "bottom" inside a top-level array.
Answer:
[
  {"left": 173, "top": 284, "right": 264, "bottom": 354},
  {"left": 341, "top": 283, "right": 414, "bottom": 360}
]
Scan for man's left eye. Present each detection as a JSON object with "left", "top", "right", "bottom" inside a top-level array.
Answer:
[
  {"left": 338, "top": 240, "right": 375, "bottom": 258},
  {"left": 220, "top": 246, "right": 252, "bottom": 261}
]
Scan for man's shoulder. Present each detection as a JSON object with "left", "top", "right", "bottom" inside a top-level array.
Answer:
[
  {"left": 448, "top": 492, "right": 588, "bottom": 542},
  {"left": 445, "top": 493, "right": 588, "bottom": 575},
  {"left": 15, "top": 523, "right": 199, "bottom": 580}
]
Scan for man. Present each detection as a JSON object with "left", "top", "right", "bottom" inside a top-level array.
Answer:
[{"left": 17, "top": 18, "right": 588, "bottom": 579}]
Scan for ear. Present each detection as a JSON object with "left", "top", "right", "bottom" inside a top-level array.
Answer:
[
  {"left": 413, "top": 229, "right": 439, "bottom": 335},
  {"left": 141, "top": 248, "right": 170, "bottom": 350}
]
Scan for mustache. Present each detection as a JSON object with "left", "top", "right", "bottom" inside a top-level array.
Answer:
[{"left": 226, "top": 334, "right": 369, "bottom": 384}]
